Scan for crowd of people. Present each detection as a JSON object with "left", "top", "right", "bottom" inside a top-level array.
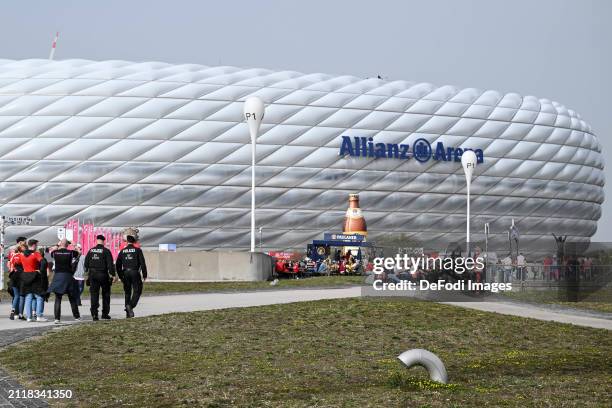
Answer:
[
  {"left": 272, "top": 244, "right": 600, "bottom": 285},
  {"left": 4, "top": 233, "right": 148, "bottom": 323},
  {"left": 275, "top": 250, "right": 364, "bottom": 277},
  {"left": 489, "top": 252, "right": 596, "bottom": 282},
  {"left": 289, "top": 246, "right": 599, "bottom": 285}
]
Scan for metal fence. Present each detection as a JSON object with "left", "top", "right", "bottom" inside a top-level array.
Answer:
[{"left": 484, "top": 262, "right": 604, "bottom": 283}]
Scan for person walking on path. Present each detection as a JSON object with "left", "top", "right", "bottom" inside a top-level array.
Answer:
[
  {"left": 116, "top": 235, "right": 147, "bottom": 318},
  {"left": 84, "top": 235, "right": 116, "bottom": 321},
  {"left": 73, "top": 244, "right": 86, "bottom": 306},
  {"left": 11, "top": 239, "right": 48, "bottom": 322},
  {"left": 48, "top": 239, "right": 81, "bottom": 324},
  {"left": 7, "top": 237, "right": 27, "bottom": 320}
]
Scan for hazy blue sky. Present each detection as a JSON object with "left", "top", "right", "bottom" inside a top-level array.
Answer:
[{"left": 1, "top": 0, "right": 610, "bottom": 239}]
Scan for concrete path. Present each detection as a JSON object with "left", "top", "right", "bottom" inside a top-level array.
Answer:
[
  {"left": 0, "top": 369, "right": 47, "bottom": 408},
  {"left": 0, "top": 287, "right": 362, "bottom": 332},
  {"left": 0, "top": 287, "right": 610, "bottom": 334},
  {"left": 443, "top": 301, "right": 612, "bottom": 330}
]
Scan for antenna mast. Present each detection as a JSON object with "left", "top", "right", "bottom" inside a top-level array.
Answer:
[{"left": 49, "top": 32, "right": 59, "bottom": 60}]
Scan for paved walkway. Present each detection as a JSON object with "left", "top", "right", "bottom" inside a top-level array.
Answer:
[
  {"left": 361, "top": 288, "right": 612, "bottom": 330},
  {"left": 0, "top": 287, "right": 362, "bottom": 333},
  {"left": 0, "top": 369, "right": 47, "bottom": 408},
  {"left": 443, "top": 301, "right": 612, "bottom": 330},
  {"left": 0, "top": 286, "right": 610, "bottom": 334}
]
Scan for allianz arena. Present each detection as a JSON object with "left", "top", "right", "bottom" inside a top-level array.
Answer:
[{"left": 0, "top": 59, "right": 605, "bottom": 250}]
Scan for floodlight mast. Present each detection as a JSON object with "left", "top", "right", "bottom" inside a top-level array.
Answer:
[
  {"left": 243, "top": 97, "right": 265, "bottom": 253},
  {"left": 0, "top": 216, "right": 5, "bottom": 289},
  {"left": 49, "top": 32, "right": 59, "bottom": 60},
  {"left": 461, "top": 151, "right": 477, "bottom": 256}
]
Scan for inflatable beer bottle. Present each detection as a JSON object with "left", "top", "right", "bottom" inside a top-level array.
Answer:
[{"left": 343, "top": 193, "right": 367, "bottom": 236}]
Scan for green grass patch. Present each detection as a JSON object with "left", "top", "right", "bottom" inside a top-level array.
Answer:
[
  {"left": 1, "top": 275, "right": 364, "bottom": 301},
  {"left": 101, "top": 275, "right": 364, "bottom": 296},
  {"left": 0, "top": 298, "right": 609, "bottom": 407}
]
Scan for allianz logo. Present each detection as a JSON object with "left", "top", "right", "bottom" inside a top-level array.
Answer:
[{"left": 339, "top": 135, "right": 484, "bottom": 164}]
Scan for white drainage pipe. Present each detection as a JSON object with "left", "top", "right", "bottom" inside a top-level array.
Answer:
[{"left": 397, "top": 349, "right": 448, "bottom": 384}]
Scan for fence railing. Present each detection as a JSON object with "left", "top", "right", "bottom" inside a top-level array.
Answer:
[{"left": 484, "top": 262, "right": 605, "bottom": 283}]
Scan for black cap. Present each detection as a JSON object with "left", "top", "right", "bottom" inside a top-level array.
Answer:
[
  {"left": 27, "top": 239, "right": 38, "bottom": 247},
  {"left": 96, "top": 235, "right": 106, "bottom": 241},
  {"left": 16, "top": 236, "right": 27, "bottom": 243},
  {"left": 126, "top": 235, "right": 136, "bottom": 243}
]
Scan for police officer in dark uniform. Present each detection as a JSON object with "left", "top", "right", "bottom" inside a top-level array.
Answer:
[
  {"left": 116, "top": 236, "right": 147, "bottom": 318},
  {"left": 48, "top": 239, "right": 80, "bottom": 322},
  {"left": 84, "top": 235, "right": 116, "bottom": 321}
]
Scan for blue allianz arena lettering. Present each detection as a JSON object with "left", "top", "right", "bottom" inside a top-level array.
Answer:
[{"left": 339, "top": 135, "right": 484, "bottom": 163}]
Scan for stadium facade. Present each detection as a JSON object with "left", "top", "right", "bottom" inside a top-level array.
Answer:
[{"left": 0, "top": 59, "right": 605, "bottom": 250}]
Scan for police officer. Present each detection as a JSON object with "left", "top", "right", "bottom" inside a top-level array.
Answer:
[
  {"left": 116, "top": 235, "right": 147, "bottom": 318},
  {"left": 48, "top": 239, "right": 79, "bottom": 323},
  {"left": 84, "top": 235, "right": 116, "bottom": 321}
]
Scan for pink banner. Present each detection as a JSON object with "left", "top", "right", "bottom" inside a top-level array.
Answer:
[{"left": 63, "top": 219, "right": 124, "bottom": 259}]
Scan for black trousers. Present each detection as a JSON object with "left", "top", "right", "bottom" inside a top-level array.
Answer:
[
  {"left": 54, "top": 293, "right": 80, "bottom": 320},
  {"left": 90, "top": 273, "right": 111, "bottom": 317},
  {"left": 122, "top": 269, "right": 143, "bottom": 309}
]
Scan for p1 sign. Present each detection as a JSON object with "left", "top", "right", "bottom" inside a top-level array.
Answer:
[
  {"left": 243, "top": 96, "right": 264, "bottom": 144},
  {"left": 461, "top": 150, "right": 477, "bottom": 187}
]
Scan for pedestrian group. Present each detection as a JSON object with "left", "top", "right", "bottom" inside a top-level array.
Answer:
[{"left": 5, "top": 233, "right": 148, "bottom": 323}]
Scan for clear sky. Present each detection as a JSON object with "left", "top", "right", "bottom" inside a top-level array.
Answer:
[{"left": 1, "top": 0, "right": 610, "bottom": 239}]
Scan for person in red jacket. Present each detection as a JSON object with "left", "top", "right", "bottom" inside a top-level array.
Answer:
[
  {"left": 275, "top": 259, "right": 286, "bottom": 275},
  {"left": 11, "top": 239, "right": 49, "bottom": 322}
]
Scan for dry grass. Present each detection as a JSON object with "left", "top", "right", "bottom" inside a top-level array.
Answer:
[{"left": 0, "top": 297, "right": 610, "bottom": 407}]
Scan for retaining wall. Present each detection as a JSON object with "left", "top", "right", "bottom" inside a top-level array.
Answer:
[{"left": 144, "top": 251, "right": 274, "bottom": 282}]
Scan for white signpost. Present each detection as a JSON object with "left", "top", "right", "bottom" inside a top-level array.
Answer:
[
  {"left": 57, "top": 227, "right": 66, "bottom": 240},
  {"left": 243, "top": 96, "right": 265, "bottom": 253},
  {"left": 0, "top": 215, "right": 33, "bottom": 293},
  {"left": 461, "top": 151, "right": 477, "bottom": 256},
  {"left": 484, "top": 222, "right": 490, "bottom": 279}
]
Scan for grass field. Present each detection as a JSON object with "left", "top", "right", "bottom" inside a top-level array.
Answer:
[
  {"left": 99, "top": 275, "right": 365, "bottom": 296},
  {"left": 0, "top": 275, "right": 365, "bottom": 301},
  {"left": 0, "top": 298, "right": 609, "bottom": 407}
]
